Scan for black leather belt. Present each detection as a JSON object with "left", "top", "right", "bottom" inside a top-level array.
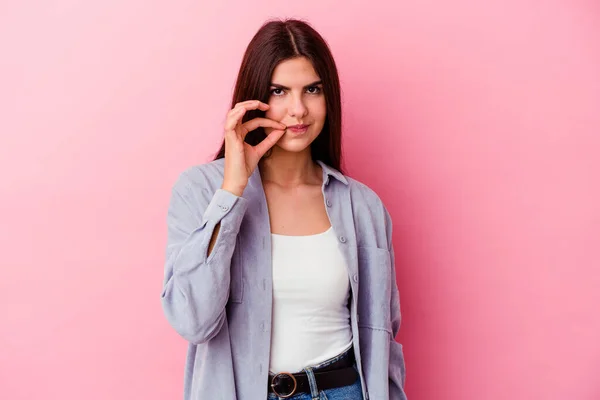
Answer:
[{"left": 267, "top": 347, "right": 358, "bottom": 398}]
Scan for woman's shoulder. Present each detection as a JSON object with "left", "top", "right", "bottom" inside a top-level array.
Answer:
[
  {"left": 172, "top": 158, "right": 226, "bottom": 191},
  {"left": 319, "top": 161, "right": 382, "bottom": 204},
  {"left": 345, "top": 175, "right": 389, "bottom": 214},
  {"left": 318, "top": 160, "right": 389, "bottom": 215},
  {"left": 343, "top": 174, "right": 394, "bottom": 249}
]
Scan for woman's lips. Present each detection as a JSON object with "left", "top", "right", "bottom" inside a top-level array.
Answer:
[{"left": 287, "top": 124, "right": 309, "bottom": 134}]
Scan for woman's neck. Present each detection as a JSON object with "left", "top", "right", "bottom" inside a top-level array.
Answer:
[{"left": 258, "top": 147, "right": 322, "bottom": 188}]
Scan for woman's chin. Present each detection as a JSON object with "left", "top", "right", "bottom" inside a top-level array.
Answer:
[{"left": 272, "top": 139, "right": 312, "bottom": 154}]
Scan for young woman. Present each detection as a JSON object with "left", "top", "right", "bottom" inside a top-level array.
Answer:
[{"left": 161, "top": 19, "right": 407, "bottom": 400}]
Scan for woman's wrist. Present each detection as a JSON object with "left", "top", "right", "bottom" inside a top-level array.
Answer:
[{"left": 220, "top": 183, "right": 245, "bottom": 197}]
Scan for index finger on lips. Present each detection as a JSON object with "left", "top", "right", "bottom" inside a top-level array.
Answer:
[{"left": 241, "top": 118, "right": 286, "bottom": 135}]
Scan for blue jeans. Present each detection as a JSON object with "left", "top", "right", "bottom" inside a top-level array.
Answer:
[{"left": 267, "top": 347, "right": 364, "bottom": 400}]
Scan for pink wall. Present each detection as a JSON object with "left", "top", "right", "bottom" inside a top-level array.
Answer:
[{"left": 2, "top": 1, "right": 599, "bottom": 399}]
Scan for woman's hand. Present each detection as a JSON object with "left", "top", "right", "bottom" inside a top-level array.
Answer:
[{"left": 221, "top": 100, "right": 286, "bottom": 196}]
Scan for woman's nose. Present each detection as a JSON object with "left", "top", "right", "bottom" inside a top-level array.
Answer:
[{"left": 288, "top": 95, "right": 308, "bottom": 118}]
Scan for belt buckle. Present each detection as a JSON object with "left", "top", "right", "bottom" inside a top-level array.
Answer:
[{"left": 271, "top": 372, "right": 298, "bottom": 398}]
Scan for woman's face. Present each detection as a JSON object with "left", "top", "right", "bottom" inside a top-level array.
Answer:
[{"left": 264, "top": 56, "right": 327, "bottom": 153}]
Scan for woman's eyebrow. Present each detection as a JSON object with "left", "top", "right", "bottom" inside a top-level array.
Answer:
[{"left": 269, "top": 80, "right": 323, "bottom": 90}]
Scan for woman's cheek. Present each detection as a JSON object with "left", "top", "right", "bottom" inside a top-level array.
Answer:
[{"left": 266, "top": 102, "right": 284, "bottom": 120}]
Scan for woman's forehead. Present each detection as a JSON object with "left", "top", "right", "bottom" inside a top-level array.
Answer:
[{"left": 271, "top": 57, "right": 320, "bottom": 85}]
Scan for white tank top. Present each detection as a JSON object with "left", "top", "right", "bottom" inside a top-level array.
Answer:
[{"left": 268, "top": 226, "right": 353, "bottom": 374}]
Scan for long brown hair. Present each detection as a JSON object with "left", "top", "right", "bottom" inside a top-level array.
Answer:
[{"left": 213, "top": 18, "right": 343, "bottom": 172}]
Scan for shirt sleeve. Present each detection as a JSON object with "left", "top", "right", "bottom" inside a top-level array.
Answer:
[
  {"left": 161, "top": 172, "right": 248, "bottom": 344},
  {"left": 385, "top": 207, "right": 408, "bottom": 399}
]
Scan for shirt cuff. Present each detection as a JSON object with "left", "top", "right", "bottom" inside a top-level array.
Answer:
[{"left": 202, "top": 188, "right": 247, "bottom": 226}]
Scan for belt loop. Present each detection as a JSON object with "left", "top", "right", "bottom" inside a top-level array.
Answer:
[{"left": 303, "top": 366, "right": 320, "bottom": 400}]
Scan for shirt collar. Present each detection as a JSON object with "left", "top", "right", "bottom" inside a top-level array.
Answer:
[
  {"left": 249, "top": 159, "right": 349, "bottom": 187},
  {"left": 316, "top": 160, "right": 349, "bottom": 186}
]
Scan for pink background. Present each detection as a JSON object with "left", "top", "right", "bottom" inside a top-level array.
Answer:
[{"left": 2, "top": 1, "right": 599, "bottom": 399}]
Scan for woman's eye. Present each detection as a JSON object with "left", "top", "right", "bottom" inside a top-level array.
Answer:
[{"left": 270, "top": 87, "right": 322, "bottom": 96}]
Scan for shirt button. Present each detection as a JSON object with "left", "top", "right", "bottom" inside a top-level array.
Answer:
[
  {"left": 219, "top": 205, "right": 229, "bottom": 211},
  {"left": 326, "top": 199, "right": 332, "bottom": 207},
  {"left": 339, "top": 236, "right": 347, "bottom": 243},
  {"left": 353, "top": 274, "right": 358, "bottom": 282},
  {"left": 260, "top": 322, "right": 265, "bottom": 331}
]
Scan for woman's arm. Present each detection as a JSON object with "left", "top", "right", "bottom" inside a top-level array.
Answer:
[
  {"left": 385, "top": 208, "right": 408, "bottom": 399},
  {"left": 160, "top": 173, "right": 247, "bottom": 344},
  {"left": 388, "top": 244, "right": 408, "bottom": 399}
]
